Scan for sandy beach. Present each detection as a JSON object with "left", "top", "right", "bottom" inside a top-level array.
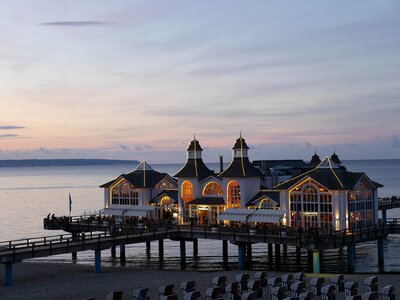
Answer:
[{"left": 0, "top": 262, "right": 399, "bottom": 300}]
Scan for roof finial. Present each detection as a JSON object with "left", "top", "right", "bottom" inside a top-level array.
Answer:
[
  {"left": 193, "top": 133, "right": 196, "bottom": 140},
  {"left": 333, "top": 148, "right": 336, "bottom": 154},
  {"left": 240, "top": 131, "right": 242, "bottom": 138},
  {"left": 314, "top": 148, "right": 317, "bottom": 155}
]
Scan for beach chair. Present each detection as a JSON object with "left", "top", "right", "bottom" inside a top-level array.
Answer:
[
  {"left": 183, "top": 290, "right": 201, "bottom": 300},
  {"left": 268, "top": 277, "right": 283, "bottom": 295},
  {"left": 159, "top": 284, "right": 175, "bottom": 300},
  {"left": 283, "top": 298, "right": 299, "bottom": 300},
  {"left": 361, "top": 292, "right": 379, "bottom": 300},
  {"left": 180, "top": 281, "right": 196, "bottom": 299},
  {"left": 107, "top": 291, "right": 123, "bottom": 300},
  {"left": 290, "top": 282, "right": 305, "bottom": 297},
  {"left": 363, "top": 277, "right": 378, "bottom": 293},
  {"left": 241, "top": 292, "right": 257, "bottom": 300},
  {"left": 206, "top": 287, "right": 223, "bottom": 300},
  {"left": 345, "top": 281, "right": 358, "bottom": 298},
  {"left": 380, "top": 285, "right": 395, "bottom": 300},
  {"left": 346, "top": 296, "right": 362, "bottom": 300},
  {"left": 310, "top": 277, "right": 325, "bottom": 296},
  {"left": 254, "top": 271, "right": 268, "bottom": 287},
  {"left": 235, "top": 274, "right": 250, "bottom": 293},
  {"left": 247, "top": 279, "right": 263, "bottom": 298},
  {"left": 212, "top": 276, "right": 227, "bottom": 291},
  {"left": 226, "top": 282, "right": 241, "bottom": 300},
  {"left": 293, "top": 272, "right": 305, "bottom": 284},
  {"left": 331, "top": 274, "right": 344, "bottom": 292},
  {"left": 281, "top": 274, "right": 294, "bottom": 290},
  {"left": 298, "top": 291, "right": 313, "bottom": 300},
  {"left": 133, "top": 287, "right": 149, "bottom": 300},
  {"left": 321, "top": 284, "right": 336, "bottom": 300},
  {"left": 271, "top": 286, "right": 286, "bottom": 300}
]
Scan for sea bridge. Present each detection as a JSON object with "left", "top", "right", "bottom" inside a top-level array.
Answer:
[{"left": 2, "top": 218, "right": 400, "bottom": 287}]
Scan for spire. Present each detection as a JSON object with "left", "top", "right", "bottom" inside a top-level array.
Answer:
[
  {"left": 330, "top": 150, "right": 341, "bottom": 165},
  {"left": 309, "top": 149, "right": 321, "bottom": 166}
]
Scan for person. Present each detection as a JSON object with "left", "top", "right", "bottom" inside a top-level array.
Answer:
[{"left": 81, "top": 232, "right": 85, "bottom": 241}]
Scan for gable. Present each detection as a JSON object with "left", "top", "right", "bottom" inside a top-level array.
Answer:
[
  {"left": 110, "top": 177, "right": 135, "bottom": 190},
  {"left": 155, "top": 175, "right": 178, "bottom": 190}
]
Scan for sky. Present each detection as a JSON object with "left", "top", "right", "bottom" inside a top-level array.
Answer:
[{"left": 0, "top": 0, "right": 399, "bottom": 163}]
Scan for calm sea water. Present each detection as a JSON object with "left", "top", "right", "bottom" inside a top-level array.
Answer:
[{"left": 0, "top": 160, "right": 399, "bottom": 273}]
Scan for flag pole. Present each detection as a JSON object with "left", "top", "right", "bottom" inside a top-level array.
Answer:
[{"left": 69, "top": 192, "right": 72, "bottom": 218}]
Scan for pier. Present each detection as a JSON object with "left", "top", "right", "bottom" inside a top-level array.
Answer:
[{"left": 1, "top": 218, "right": 400, "bottom": 286}]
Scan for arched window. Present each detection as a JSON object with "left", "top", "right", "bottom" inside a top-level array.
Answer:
[
  {"left": 259, "top": 198, "right": 277, "bottom": 209},
  {"left": 227, "top": 181, "right": 240, "bottom": 208},
  {"left": 289, "top": 179, "right": 332, "bottom": 228},
  {"left": 160, "top": 196, "right": 172, "bottom": 206},
  {"left": 181, "top": 180, "right": 194, "bottom": 203},
  {"left": 203, "top": 182, "right": 223, "bottom": 196}
]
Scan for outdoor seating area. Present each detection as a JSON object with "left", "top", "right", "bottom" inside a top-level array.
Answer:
[{"left": 79, "top": 273, "right": 395, "bottom": 300}]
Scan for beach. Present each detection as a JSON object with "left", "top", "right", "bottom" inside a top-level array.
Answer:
[{"left": 1, "top": 262, "right": 399, "bottom": 299}]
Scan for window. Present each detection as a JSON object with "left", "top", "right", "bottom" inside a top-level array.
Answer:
[
  {"left": 259, "top": 198, "right": 277, "bottom": 209},
  {"left": 227, "top": 181, "right": 241, "bottom": 208},
  {"left": 203, "top": 182, "right": 223, "bottom": 196},
  {"left": 111, "top": 181, "right": 138, "bottom": 205},
  {"left": 348, "top": 179, "right": 374, "bottom": 229},
  {"left": 289, "top": 180, "right": 332, "bottom": 229},
  {"left": 182, "top": 180, "right": 194, "bottom": 203},
  {"left": 160, "top": 196, "right": 172, "bottom": 206}
]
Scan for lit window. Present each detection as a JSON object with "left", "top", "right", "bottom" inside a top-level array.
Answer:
[
  {"left": 182, "top": 181, "right": 194, "bottom": 203},
  {"left": 227, "top": 181, "right": 240, "bottom": 208},
  {"left": 203, "top": 182, "right": 223, "bottom": 196}
]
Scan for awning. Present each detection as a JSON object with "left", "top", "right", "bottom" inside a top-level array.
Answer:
[
  {"left": 123, "top": 206, "right": 155, "bottom": 217},
  {"left": 218, "top": 208, "right": 286, "bottom": 224},
  {"left": 100, "top": 207, "right": 126, "bottom": 216},
  {"left": 247, "top": 209, "right": 286, "bottom": 223},
  {"left": 218, "top": 208, "right": 253, "bottom": 222}
]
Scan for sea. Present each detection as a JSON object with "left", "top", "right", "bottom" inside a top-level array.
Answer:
[{"left": 0, "top": 160, "right": 399, "bottom": 273}]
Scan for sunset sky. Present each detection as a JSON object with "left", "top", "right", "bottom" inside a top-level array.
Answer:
[{"left": 1, "top": 0, "right": 399, "bottom": 162}]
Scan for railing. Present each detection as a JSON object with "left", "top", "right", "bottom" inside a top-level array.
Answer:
[{"left": 378, "top": 196, "right": 400, "bottom": 209}]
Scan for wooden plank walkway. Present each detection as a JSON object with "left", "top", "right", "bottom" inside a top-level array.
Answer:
[{"left": 2, "top": 220, "right": 400, "bottom": 264}]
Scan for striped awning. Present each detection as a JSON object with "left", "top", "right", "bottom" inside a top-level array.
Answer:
[
  {"left": 218, "top": 208, "right": 253, "bottom": 222},
  {"left": 247, "top": 209, "right": 286, "bottom": 223},
  {"left": 100, "top": 207, "right": 126, "bottom": 216},
  {"left": 124, "top": 206, "right": 155, "bottom": 217},
  {"left": 218, "top": 208, "right": 286, "bottom": 224}
]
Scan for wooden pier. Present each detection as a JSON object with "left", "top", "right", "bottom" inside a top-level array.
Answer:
[{"left": 2, "top": 218, "right": 400, "bottom": 286}]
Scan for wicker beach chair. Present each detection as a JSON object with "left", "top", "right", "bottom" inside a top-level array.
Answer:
[
  {"left": 133, "top": 287, "right": 149, "bottom": 300},
  {"left": 107, "top": 291, "right": 123, "bottom": 300}
]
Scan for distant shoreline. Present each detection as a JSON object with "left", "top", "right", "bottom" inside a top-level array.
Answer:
[
  {"left": 0, "top": 158, "right": 399, "bottom": 168},
  {"left": 0, "top": 159, "right": 139, "bottom": 168}
]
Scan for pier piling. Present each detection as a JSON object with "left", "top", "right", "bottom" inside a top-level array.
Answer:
[
  {"left": 246, "top": 243, "right": 252, "bottom": 265},
  {"left": 5, "top": 263, "right": 13, "bottom": 287},
  {"left": 94, "top": 249, "right": 102, "bottom": 273},
  {"left": 312, "top": 250, "right": 320, "bottom": 274},
  {"left": 71, "top": 232, "right": 78, "bottom": 260},
  {"left": 238, "top": 243, "right": 246, "bottom": 270},
  {"left": 222, "top": 240, "right": 228, "bottom": 263},
  {"left": 111, "top": 245, "right": 116, "bottom": 258},
  {"left": 275, "top": 244, "right": 281, "bottom": 270},
  {"left": 158, "top": 239, "right": 164, "bottom": 261},
  {"left": 347, "top": 243, "right": 356, "bottom": 273},
  {"left": 193, "top": 238, "right": 198, "bottom": 257},
  {"left": 180, "top": 240, "right": 186, "bottom": 264},
  {"left": 120, "top": 244, "right": 126, "bottom": 262},
  {"left": 268, "top": 243, "right": 273, "bottom": 263},
  {"left": 378, "top": 238, "right": 384, "bottom": 269},
  {"left": 146, "top": 241, "right": 151, "bottom": 258}
]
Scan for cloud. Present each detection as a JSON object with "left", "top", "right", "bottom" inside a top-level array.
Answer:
[
  {"left": 39, "top": 147, "right": 51, "bottom": 154},
  {"left": 392, "top": 135, "right": 400, "bottom": 148},
  {"left": 0, "top": 134, "right": 18, "bottom": 138},
  {"left": 39, "top": 21, "right": 115, "bottom": 27},
  {"left": 119, "top": 144, "right": 131, "bottom": 151},
  {"left": 134, "top": 146, "right": 143, "bottom": 151},
  {"left": 0, "top": 125, "right": 25, "bottom": 130}
]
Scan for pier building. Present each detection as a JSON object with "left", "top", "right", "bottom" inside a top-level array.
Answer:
[
  {"left": 99, "top": 161, "right": 178, "bottom": 222},
  {"left": 99, "top": 135, "right": 382, "bottom": 232}
]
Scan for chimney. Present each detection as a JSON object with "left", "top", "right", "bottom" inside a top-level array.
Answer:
[{"left": 219, "top": 155, "right": 224, "bottom": 173}]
